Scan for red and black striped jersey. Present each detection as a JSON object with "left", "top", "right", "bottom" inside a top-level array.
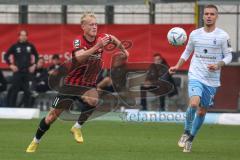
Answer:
[{"left": 64, "top": 34, "right": 107, "bottom": 87}]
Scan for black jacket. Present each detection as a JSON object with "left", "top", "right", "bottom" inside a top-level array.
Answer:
[
  {"left": 4, "top": 41, "right": 39, "bottom": 72},
  {"left": 0, "top": 70, "right": 7, "bottom": 92},
  {"left": 34, "top": 68, "right": 48, "bottom": 85}
]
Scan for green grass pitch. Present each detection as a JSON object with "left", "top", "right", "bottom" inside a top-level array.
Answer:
[{"left": 0, "top": 119, "right": 240, "bottom": 160}]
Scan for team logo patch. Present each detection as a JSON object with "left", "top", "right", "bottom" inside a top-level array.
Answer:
[
  {"left": 26, "top": 46, "right": 31, "bottom": 52},
  {"left": 227, "top": 39, "right": 231, "bottom": 48},
  {"left": 74, "top": 39, "right": 80, "bottom": 48},
  {"left": 213, "top": 38, "right": 216, "bottom": 45},
  {"left": 16, "top": 47, "right": 21, "bottom": 53}
]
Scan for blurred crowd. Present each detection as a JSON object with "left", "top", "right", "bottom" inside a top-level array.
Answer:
[{"left": 0, "top": 53, "right": 62, "bottom": 108}]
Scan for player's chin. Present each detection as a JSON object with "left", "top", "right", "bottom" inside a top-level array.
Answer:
[
  {"left": 206, "top": 21, "right": 214, "bottom": 26},
  {"left": 90, "top": 31, "right": 97, "bottom": 36}
]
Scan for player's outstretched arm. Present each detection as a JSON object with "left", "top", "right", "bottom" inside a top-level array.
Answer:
[
  {"left": 169, "top": 58, "right": 186, "bottom": 74},
  {"left": 169, "top": 31, "right": 194, "bottom": 74},
  {"left": 110, "top": 35, "right": 129, "bottom": 58},
  {"left": 74, "top": 36, "right": 110, "bottom": 63}
]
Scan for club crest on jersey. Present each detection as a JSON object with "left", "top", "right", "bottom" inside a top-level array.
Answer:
[
  {"left": 203, "top": 49, "right": 208, "bottom": 54},
  {"left": 213, "top": 38, "right": 216, "bottom": 45},
  {"left": 26, "top": 46, "right": 31, "bottom": 52},
  {"left": 74, "top": 39, "right": 80, "bottom": 48}
]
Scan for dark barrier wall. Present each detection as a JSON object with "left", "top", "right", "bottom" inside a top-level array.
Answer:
[{"left": 213, "top": 65, "right": 240, "bottom": 112}]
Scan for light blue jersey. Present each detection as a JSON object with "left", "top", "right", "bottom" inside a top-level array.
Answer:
[
  {"left": 181, "top": 27, "right": 232, "bottom": 107},
  {"left": 181, "top": 27, "right": 232, "bottom": 87}
]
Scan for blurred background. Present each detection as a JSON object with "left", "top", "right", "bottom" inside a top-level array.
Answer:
[{"left": 0, "top": 0, "right": 239, "bottom": 118}]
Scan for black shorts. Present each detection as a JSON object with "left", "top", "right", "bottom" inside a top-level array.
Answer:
[{"left": 51, "top": 83, "right": 96, "bottom": 109}]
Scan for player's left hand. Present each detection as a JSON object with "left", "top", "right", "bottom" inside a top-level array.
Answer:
[
  {"left": 207, "top": 64, "right": 220, "bottom": 71},
  {"left": 29, "top": 64, "right": 36, "bottom": 73}
]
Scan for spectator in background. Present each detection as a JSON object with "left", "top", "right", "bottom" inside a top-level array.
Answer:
[
  {"left": 140, "top": 53, "right": 178, "bottom": 111},
  {"left": 48, "top": 54, "right": 61, "bottom": 75},
  {"left": 21, "top": 57, "right": 49, "bottom": 107},
  {"left": 19, "top": 57, "right": 49, "bottom": 107},
  {"left": 0, "top": 70, "right": 7, "bottom": 106},
  {"left": 96, "top": 53, "right": 137, "bottom": 109},
  {"left": 0, "top": 70, "right": 7, "bottom": 93},
  {"left": 4, "top": 30, "right": 39, "bottom": 107},
  {"left": 32, "top": 57, "right": 49, "bottom": 93},
  {"left": 97, "top": 53, "right": 128, "bottom": 93}
]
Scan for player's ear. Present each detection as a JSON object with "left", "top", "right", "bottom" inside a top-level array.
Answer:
[{"left": 81, "top": 24, "right": 85, "bottom": 30}]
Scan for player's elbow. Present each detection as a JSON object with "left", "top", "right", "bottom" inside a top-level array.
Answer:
[
  {"left": 76, "top": 55, "right": 87, "bottom": 63},
  {"left": 75, "top": 51, "right": 89, "bottom": 63}
]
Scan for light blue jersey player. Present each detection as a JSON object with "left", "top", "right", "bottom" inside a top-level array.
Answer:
[{"left": 169, "top": 4, "right": 232, "bottom": 153}]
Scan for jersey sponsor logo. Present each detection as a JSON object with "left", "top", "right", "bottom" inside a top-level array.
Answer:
[
  {"left": 74, "top": 39, "right": 80, "bottom": 48},
  {"left": 195, "top": 54, "right": 216, "bottom": 60}
]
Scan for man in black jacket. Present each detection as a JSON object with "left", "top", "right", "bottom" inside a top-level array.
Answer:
[
  {"left": 0, "top": 70, "right": 7, "bottom": 93},
  {"left": 4, "top": 30, "right": 39, "bottom": 107},
  {"left": 0, "top": 70, "right": 7, "bottom": 106},
  {"left": 32, "top": 57, "right": 49, "bottom": 93}
]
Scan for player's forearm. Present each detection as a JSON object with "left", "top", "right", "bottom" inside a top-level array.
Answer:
[
  {"left": 221, "top": 52, "right": 232, "bottom": 66},
  {"left": 111, "top": 36, "right": 129, "bottom": 57},
  {"left": 175, "top": 58, "right": 186, "bottom": 69},
  {"left": 180, "top": 40, "right": 193, "bottom": 62},
  {"left": 75, "top": 46, "right": 99, "bottom": 63},
  {"left": 216, "top": 52, "right": 232, "bottom": 69},
  {"left": 217, "top": 61, "right": 225, "bottom": 68}
]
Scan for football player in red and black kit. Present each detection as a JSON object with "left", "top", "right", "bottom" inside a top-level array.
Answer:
[{"left": 26, "top": 12, "right": 129, "bottom": 153}]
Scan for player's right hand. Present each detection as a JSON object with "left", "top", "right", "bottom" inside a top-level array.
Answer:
[
  {"left": 169, "top": 66, "right": 178, "bottom": 74},
  {"left": 9, "top": 64, "right": 18, "bottom": 72},
  {"left": 96, "top": 36, "right": 111, "bottom": 48}
]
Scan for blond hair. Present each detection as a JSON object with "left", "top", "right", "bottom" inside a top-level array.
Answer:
[{"left": 81, "top": 12, "right": 96, "bottom": 24}]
